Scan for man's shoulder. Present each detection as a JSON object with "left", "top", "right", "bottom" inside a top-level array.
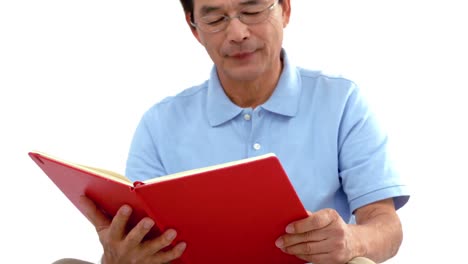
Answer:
[
  {"left": 158, "top": 80, "right": 209, "bottom": 105},
  {"left": 141, "top": 81, "right": 209, "bottom": 121},
  {"left": 297, "top": 67, "right": 356, "bottom": 86},
  {"left": 146, "top": 81, "right": 207, "bottom": 111},
  {"left": 295, "top": 67, "right": 359, "bottom": 99}
]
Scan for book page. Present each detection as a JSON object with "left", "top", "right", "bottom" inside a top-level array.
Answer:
[
  {"left": 32, "top": 151, "right": 132, "bottom": 186},
  {"left": 79, "top": 165, "right": 132, "bottom": 185},
  {"left": 32, "top": 151, "right": 277, "bottom": 187},
  {"left": 142, "top": 153, "right": 276, "bottom": 185}
]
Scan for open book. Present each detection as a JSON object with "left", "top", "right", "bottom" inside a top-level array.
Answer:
[{"left": 29, "top": 151, "right": 308, "bottom": 264}]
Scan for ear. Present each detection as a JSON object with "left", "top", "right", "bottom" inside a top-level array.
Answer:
[
  {"left": 280, "top": 0, "right": 291, "bottom": 27},
  {"left": 185, "top": 12, "right": 202, "bottom": 44}
]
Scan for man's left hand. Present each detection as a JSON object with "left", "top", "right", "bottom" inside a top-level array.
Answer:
[{"left": 275, "top": 209, "right": 362, "bottom": 264}]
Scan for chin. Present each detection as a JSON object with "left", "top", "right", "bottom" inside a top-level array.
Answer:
[
  {"left": 228, "top": 68, "right": 264, "bottom": 81},
  {"left": 224, "top": 63, "right": 266, "bottom": 80}
]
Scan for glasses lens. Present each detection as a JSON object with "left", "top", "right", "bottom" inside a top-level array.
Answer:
[
  {"left": 240, "top": 5, "right": 271, "bottom": 24},
  {"left": 196, "top": 1, "right": 276, "bottom": 32},
  {"left": 199, "top": 15, "right": 226, "bottom": 32}
]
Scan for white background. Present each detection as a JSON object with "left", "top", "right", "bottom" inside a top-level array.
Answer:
[{"left": 1, "top": 0, "right": 467, "bottom": 263}]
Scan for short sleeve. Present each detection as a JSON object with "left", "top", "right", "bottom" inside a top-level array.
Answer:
[
  {"left": 338, "top": 84, "right": 410, "bottom": 213},
  {"left": 125, "top": 109, "right": 167, "bottom": 182}
]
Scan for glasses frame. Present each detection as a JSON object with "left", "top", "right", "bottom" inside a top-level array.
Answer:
[{"left": 191, "top": 1, "right": 279, "bottom": 33}]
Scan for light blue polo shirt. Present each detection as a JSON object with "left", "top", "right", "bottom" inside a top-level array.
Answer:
[{"left": 126, "top": 51, "right": 409, "bottom": 222}]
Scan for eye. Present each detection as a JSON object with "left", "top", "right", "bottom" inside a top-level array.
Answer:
[
  {"left": 241, "top": 10, "right": 262, "bottom": 16},
  {"left": 202, "top": 15, "right": 226, "bottom": 25},
  {"left": 240, "top": 4, "right": 266, "bottom": 16}
]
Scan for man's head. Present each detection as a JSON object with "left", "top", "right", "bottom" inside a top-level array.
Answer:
[
  {"left": 180, "top": 0, "right": 291, "bottom": 84},
  {"left": 179, "top": 0, "right": 284, "bottom": 23}
]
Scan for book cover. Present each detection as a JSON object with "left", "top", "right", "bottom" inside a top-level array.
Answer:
[{"left": 29, "top": 151, "right": 308, "bottom": 264}]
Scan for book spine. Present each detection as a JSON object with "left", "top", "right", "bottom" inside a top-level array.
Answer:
[{"left": 133, "top": 181, "right": 145, "bottom": 187}]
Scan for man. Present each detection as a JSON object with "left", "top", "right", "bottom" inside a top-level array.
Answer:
[{"left": 55, "top": 0, "right": 409, "bottom": 263}]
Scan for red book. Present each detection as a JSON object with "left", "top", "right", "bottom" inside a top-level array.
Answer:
[{"left": 29, "top": 151, "right": 308, "bottom": 264}]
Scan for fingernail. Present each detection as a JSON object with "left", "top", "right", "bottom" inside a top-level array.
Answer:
[
  {"left": 165, "top": 229, "right": 176, "bottom": 240},
  {"left": 275, "top": 238, "right": 284, "bottom": 248},
  {"left": 286, "top": 225, "right": 295, "bottom": 233},
  {"left": 121, "top": 205, "right": 131, "bottom": 216},
  {"left": 143, "top": 219, "right": 154, "bottom": 229},
  {"left": 177, "top": 242, "right": 187, "bottom": 251}
]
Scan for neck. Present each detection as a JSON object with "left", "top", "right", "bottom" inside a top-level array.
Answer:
[{"left": 219, "top": 59, "right": 283, "bottom": 109}]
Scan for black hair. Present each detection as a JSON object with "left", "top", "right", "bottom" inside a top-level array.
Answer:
[{"left": 179, "top": 0, "right": 283, "bottom": 22}]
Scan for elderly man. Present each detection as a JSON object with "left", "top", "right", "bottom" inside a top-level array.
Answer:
[{"left": 54, "top": 0, "right": 409, "bottom": 263}]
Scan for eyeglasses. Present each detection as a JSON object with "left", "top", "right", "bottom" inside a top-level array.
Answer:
[{"left": 191, "top": 1, "right": 279, "bottom": 33}]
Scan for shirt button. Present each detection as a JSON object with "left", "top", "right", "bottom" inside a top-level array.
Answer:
[
  {"left": 253, "top": 143, "right": 261, "bottom": 150},
  {"left": 244, "top": 114, "right": 251, "bottom": 121}
]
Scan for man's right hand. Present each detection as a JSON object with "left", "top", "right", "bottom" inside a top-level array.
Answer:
[{"left": 79, "top": 196, "right": 186, "bottom": 264}]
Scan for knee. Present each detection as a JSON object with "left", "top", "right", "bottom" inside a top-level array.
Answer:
[
  {"left": 347, "top": 257, "right": 377, "bottom": 264},
  {"left": 52, "top": 258, "right": 94, "bottom": 264}
]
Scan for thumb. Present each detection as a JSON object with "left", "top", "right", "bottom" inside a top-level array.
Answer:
[{"left": 78, "top": 195, "right": 111, "bottom": 231}]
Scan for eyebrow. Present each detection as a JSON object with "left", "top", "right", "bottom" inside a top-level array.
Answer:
[
  {"left": 198, "top": 0, "right": 262, "bottom": 16},
  {"left": 239, "top": 0, "right": 262, "bottom": 7},
  {"left": 199, "top": 5, "right": 222, "bottom": 16}
]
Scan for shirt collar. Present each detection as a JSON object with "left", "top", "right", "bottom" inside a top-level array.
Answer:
[
  {"left": 206, "top": 68, "right": 243, "bottom": 127},
  {"left": 207, "top": 49, "right": 302, "bottom": 127},
  {"left": 262, "top": 50, "right": 302, "bottom": 117}
]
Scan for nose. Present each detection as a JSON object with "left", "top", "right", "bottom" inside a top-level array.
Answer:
[{"left": 225, "top": 17, "right": 250, "bottom": 43}]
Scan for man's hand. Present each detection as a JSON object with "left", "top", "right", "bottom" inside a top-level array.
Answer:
[
  {"left": 275, "top": 199, "right": 401, "bottom": 264},
  {"left": 79, "top": 196, "right": 186, "bottom": 264},
  {"left": 275, "top": 208, "right": 361, "bottom": 264}
]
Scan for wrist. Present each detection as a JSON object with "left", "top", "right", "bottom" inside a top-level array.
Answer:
[{"left": 349, "top": 224, "right": 368, "bottom": 259}]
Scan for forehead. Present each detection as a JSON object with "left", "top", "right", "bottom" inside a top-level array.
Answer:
[{"left": 193, "top": 0, "right": 269, "bottom": 13}]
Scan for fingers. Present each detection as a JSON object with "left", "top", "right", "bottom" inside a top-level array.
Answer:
[
  {"left": 156, "top": 242, "right": 187, "bottom": 263},
  {"left": 79, "top": 197, "right": 186, "bottom": 263},
  {"left": 276, "top": 209, "right": 335, "bottom": 249},
  {"left": 79, "top": 195, "right": 111, "bottom": 232},
  {"left": 280, "top": 238, "right": 334, "bottom": 255},
  {"left": 278, "top": 238, "right": 350, "bottom": 264},
  {"left": 276, "top": 229, "right": 328, "bottom": 249},
  {"left": 276, "top": 209, "right": 353, "bottom": 264},
  {"left": 80, "top": 197, "right": 187, "bottom": 263},
  {"left": 286, "top": 209, "right": 338, "bottom": 234},
  {"left": 153, "top": 241, "right": 187, "bottom": 263},
  {"left": 292, "top": 241, "right": 350, "bottom": 264},
  {"left": 276, "top": 209, "right": 344, "bottom": 252},
  {"left": 122, "top": 216, "right": 154, "bottom": 247},
  {"left": 140, "top": 229, "right": 183, "bottom": 255},
  {"left": 108, "top": 205, "right": 134, "bottom": 240},
  {"left": 139, "top": 229, "right": 187, "bottom": 263}
]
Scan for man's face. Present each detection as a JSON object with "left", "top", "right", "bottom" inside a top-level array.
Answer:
[{"left": 189, "top": 0, "right": 291, "bottom": 82}]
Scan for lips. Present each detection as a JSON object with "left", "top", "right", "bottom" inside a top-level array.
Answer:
[
  {"left": 228, "top": 49, "right": 258, "bottom": 60},
  {"left": 231, "top": 52, "right": 253, "bottom": 59},
  {"left": 222, "top": 41, "right": 259, "bottom": 58}
]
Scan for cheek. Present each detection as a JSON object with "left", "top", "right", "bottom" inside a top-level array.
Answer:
[
  {"left": 198, "top": 35, "right": 208, "bottom": 47},
  {"left": 202, "top": 38, "right": 224, "bottom": 57},
  {"left": 200, "top": 40, "right": 223, "bottom": 63}
]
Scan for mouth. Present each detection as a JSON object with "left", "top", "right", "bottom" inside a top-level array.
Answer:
[{"left": 230, "top": 51, "right": 255, "bottom": 60}]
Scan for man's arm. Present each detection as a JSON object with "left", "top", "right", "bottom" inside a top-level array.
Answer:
[
  {"left": 352, "top": 198, "right": 402, "bottom": 262},
  {"left": 275, "top": 198, "right": 402, "bottom": 264}
]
